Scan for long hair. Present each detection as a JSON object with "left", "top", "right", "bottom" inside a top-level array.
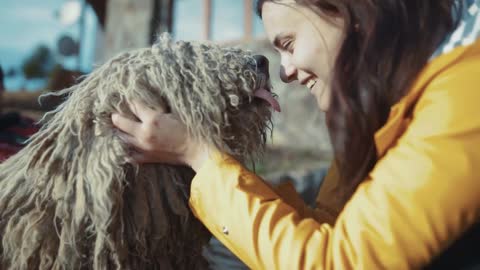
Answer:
[{"left": 256, "top": 0, "right": 460, "bottom": 203}]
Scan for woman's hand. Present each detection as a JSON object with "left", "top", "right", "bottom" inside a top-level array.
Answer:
[{"left": 111, "top": 101, "right": 211, "bottom": 172}]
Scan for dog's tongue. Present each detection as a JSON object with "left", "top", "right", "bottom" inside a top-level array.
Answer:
[{"left": 254, "top": 89, "right": 281, "bottom": 112}]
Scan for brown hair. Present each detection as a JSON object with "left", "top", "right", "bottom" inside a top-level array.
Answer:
[{"left": 256, "top": 0, "right": 460, "bottom": 202}]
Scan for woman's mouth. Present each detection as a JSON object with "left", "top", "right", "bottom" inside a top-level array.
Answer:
[{"left": 307, "top": 79, "right": 317, "bottom": 90}]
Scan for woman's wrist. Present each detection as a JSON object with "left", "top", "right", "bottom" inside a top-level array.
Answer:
[{"left": 186, "top": 143, "right": 213, "bottom": 172}]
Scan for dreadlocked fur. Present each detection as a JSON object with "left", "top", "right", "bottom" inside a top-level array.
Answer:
[{"left": 0, "top": 33, "right": 273, "bottom": 270}]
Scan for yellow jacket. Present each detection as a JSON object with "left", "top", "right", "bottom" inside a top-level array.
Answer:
[{"left": 189, "top": 40, "right": 480, "bottom": 269}]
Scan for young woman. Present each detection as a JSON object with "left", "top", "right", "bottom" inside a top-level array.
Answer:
[{"left": 112, "top": 0, "right": 480, "bottom": 268}]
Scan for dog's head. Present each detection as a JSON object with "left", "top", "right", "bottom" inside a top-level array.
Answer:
[{"left": 78, "top": 33, "right": 278, "bottom": 162}]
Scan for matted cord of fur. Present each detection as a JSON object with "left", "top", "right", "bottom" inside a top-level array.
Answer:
[{"left": 0, "top": 34, "right": 274, "bottom": 270}]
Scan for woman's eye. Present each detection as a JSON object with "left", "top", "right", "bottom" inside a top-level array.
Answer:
[{"left": 283, "top": 40, "right": 294, "bottom": 52}]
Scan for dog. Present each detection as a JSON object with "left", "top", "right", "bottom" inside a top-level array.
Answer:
[{"left": 0, "top": 33, "right": 278, "bottom": 270}]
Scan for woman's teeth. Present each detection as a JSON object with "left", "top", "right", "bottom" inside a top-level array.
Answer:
[{"left": 307, "top": 79, "right": 317, "bottom": 90}]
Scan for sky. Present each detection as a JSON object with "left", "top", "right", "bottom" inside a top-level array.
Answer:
[{"left": 0, "top": 0, "right": 265, "bottom": 91}]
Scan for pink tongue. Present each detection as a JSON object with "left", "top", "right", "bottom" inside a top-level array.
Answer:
[{"left": 254, "top": 89, "right": 281, "bottom": 112}]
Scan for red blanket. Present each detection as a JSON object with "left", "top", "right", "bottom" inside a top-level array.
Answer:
[{"left": 0, "top": 113, "right": 40, "bottom": 161}]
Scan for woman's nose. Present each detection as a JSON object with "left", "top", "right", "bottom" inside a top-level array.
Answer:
[
  {"left": 253, "top": 55, "right": 270, "bottom": 79},
  {"left": 279, "top": 64, "right": 297, "bottom": 83},
  {"left": 279, "top": 54, "right": 297, "bottom": 83}
]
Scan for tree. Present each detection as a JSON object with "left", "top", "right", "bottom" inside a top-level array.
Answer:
[
  {"left": 5, "top": 67, "right": 17, "bottom": 78},
  {"left": 22, "top": 45, "right": 56, "bottom": 79}
]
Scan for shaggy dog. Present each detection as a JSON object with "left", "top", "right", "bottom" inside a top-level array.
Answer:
[{"left": 0, "top": 34, "right": 278, "bottom": 269}]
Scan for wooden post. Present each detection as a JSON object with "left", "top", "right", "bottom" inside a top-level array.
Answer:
[
  {"left": 150, "top": 0, "right": 175, "bottom": 44},
  {"left": 203, "top": 0, "right": 212, "bottom": 40},
  {"left": 244, "top": 0, "right": 253, "bottom": 40},
  {"left": 102, "top": 0, "right": 154, "bottom": 61},
  {"left": 101, "top": 0, "right": 175, "bottom": 62}
]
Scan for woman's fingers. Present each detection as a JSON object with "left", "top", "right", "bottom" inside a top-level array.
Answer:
[
  {"left": 116, "top": 130, "right": 153, "bottom": 161},
  {"left": 114, "top": 129, "right": 141, "bottom": 147},
  {"left": 124, "top": 149, "right": 148, "bottom": 164},
  {"left": 111, "top": 99, "right": 191, "bottom": 166},
  {"left": 127, "top": 100, "right": 167, "bottom": 122},
  {"left": 112, "top": 113, "right": 140, "bottom": 136}
]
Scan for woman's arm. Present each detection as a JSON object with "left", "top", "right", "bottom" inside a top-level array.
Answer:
[{"left": 188, "top": 61, "right": 480, "bottom": 269}]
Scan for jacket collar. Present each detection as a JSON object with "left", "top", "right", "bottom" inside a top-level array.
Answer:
[{"left": 374, "top": 40, "right": 480, "bottom": 157}]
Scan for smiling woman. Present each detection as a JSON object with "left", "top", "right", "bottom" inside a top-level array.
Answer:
[
  {"left": 260, "top": 2, "right": 343, "bottom": 111},
  {"left": 257, "top": 0, "right": 460, "bottom": 202}
]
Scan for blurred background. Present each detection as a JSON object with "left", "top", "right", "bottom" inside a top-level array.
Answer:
[
  {"left": 0, "top": 1, "right": 331, "bottom": 267},
  {"left": 1, "top": 0, "right": 266, "bottom": 91}
]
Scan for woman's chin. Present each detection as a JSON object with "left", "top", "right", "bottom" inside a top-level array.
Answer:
[
  {"left": 312, "top": 87, "right": 329, "bottom": 112},
  {"left": 317, "top": 99, "right": 329, "bottom": 112}
]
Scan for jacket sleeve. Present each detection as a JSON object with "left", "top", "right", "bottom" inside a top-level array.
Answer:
[{"left": 188, "top": 61, "right": 480, "bottom": 269}]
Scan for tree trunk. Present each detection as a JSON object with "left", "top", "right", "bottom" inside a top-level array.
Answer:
[
  {"left": 203, "top": 0, "right": 212, "bottom": 40},
  {"left": 101, "top": 0, "right": 175, "bottom": 62},
  {"left": 150, "top": 0, "right": 175, "bottom": 43},
  {"left": 102, "top": 0, "right": 153, "bottom": 61}
]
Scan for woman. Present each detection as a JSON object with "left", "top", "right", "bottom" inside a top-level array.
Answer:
[{"left": 112, "top": 0, "right": 480, "bottom": 268}]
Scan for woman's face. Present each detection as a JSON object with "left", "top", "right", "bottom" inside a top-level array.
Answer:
[{"left": 261, "top": 1, "right": 344, "bottom": 111}]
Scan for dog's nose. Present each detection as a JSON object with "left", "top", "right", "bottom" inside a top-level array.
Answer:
[{"left": 253, "top": 55, "right": 270, "bottom": 78}]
